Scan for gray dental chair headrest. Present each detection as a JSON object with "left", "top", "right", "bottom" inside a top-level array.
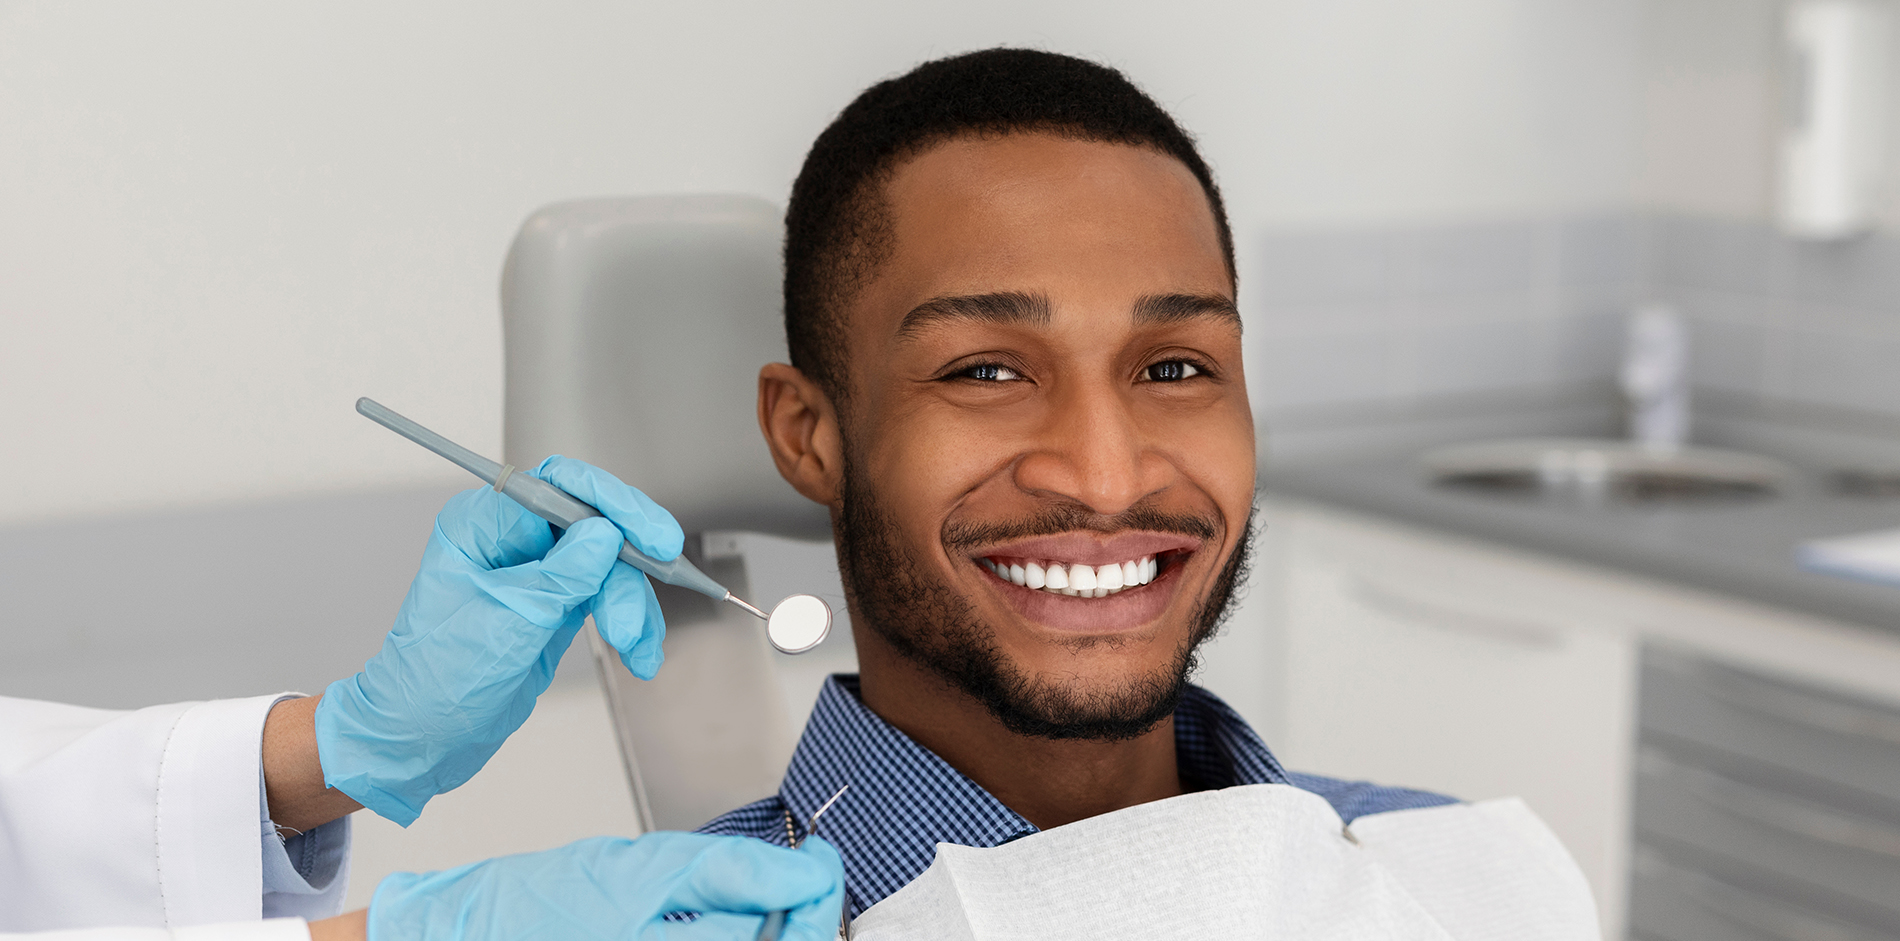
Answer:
[{"left": 500, "top": 195, "right": 830, "bottom": 541}]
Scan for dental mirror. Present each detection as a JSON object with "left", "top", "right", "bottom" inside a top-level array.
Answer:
[
  {"left": 355, "top": 397, "right": 838, "bottom": 658},
  {"left": 765, "top": 593, "right": 833, "bottom": 654}
]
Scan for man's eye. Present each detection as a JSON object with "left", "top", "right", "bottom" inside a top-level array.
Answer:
[
  {"left": 1144, "top": 360, "right": 1204, "bottom": 382},
  {"left": 961, "top": 363, "right": 1021, "bottom": 382}
]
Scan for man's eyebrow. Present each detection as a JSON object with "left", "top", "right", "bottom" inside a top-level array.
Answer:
[
  {"left": 896, "top": 291, "right": 1052, "bottom": 338},
  {"left": 1133, "top": 293, "right": 1242, "bottom": 326}
]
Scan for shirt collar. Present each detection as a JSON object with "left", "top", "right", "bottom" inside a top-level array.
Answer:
[{"left": 776, "top": 674, "right": 1290, "bottom": 913}]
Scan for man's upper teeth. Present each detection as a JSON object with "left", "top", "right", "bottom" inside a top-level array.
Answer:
[{"left": 983, "top": 555, "right": 1159, "bottom": 597}]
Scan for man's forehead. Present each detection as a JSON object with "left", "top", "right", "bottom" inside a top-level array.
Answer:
[
  {"left": 860, "top": 133, "right": 1233, "bottom": 336},
  {"left": 883, "top": 132, "right": 1214, "bottom": 229}
]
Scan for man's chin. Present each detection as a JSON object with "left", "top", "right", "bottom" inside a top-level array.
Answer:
[{"left": 971, "top": 656, "right": 1197, "bottom": 742}]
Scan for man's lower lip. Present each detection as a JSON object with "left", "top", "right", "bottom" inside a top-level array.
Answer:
[{"left": 980, "top": 559, "right": 1182, "bottom": 632}]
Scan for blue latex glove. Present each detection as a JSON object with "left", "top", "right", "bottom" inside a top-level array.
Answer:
[
  {"left": 315, "top": 455, "right": 684, "bottom": 825},
  {"left": 369, "top": 834, "right": 846, "bottom": 941}
]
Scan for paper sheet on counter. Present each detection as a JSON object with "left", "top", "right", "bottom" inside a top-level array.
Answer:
[
  {"left": 1799, "top": 527, "right": 1900, "bottom": 587},
  {"left": 849, "top": 783, "right": 1597, "bottom": 941}
]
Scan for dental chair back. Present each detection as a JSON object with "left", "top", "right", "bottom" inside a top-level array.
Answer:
[{"left": 500, "top": 195, "right": 853, "bottom": 832}]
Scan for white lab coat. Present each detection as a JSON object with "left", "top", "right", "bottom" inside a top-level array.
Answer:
[{"left": 0, "top": 694, "right": 351, "bottom": 941}]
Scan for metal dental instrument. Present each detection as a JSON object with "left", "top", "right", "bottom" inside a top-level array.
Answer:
[
  {"left": 356, "top": 397, "right": 833, "bottom": 655},
  {"left": 757, "top": 784, "right": 853, "bottom": 941}
]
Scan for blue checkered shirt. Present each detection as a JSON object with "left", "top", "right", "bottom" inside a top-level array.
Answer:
[{"left": 697, "top": 674, "right": 1454, "bottom": 918}]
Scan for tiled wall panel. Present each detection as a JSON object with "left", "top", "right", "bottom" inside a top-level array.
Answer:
[
  {"left": 1251, "top": 212, "right": 1900, "bottom": 425},
  {"left": 1250, "top": 215, "right": 1643, "bottom": 421}
]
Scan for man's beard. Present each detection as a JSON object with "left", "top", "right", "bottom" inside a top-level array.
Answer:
[{"left": 835, "top": 459, "right": 1253, "bottom": 743}]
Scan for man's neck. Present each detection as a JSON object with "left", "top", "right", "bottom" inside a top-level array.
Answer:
[{"left": 853, "top": 634, "right": 1184, "bottom": 831}]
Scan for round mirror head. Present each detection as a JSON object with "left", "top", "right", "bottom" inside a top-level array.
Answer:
[{"left": 766, "top": 594, "right": 832, "bottom": 654}]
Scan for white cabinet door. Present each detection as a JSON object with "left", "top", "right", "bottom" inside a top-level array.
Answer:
[{"left": 1272, "top": 503, "right": 1638, "bottom": 937}]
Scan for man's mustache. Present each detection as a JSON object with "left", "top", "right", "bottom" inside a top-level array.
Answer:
[{"left": 941, "top": 502, "right": 1218, "bottom": 552}]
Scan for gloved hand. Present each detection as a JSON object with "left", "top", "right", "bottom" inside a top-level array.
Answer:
[
  {"left": 315, "top": 455, "right": 684, "bottom": 825},
  {"left": 369, "top": 833, "right": 846, "bottom": 941}
]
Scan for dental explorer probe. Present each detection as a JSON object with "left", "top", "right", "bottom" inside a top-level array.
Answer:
[
  {"left": 756, "top": 783, "right": 853, "bottom": 941},
  {"left": 355, "top": 397, "right": 832, "bottom": 655}
]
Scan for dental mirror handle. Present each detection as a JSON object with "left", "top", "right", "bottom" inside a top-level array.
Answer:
[{"left": 356, "top": 397, "right": 746, "bottom": 611}]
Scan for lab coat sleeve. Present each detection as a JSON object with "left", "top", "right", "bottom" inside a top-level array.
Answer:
[
  {"left": 0, "top": 694, "right": 351, "bottom": 933},
  {"left": 259, "top": 775, "right": 350, "bottom": 920}
]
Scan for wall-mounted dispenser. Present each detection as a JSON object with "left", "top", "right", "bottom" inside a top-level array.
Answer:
[{"left": 1779, "top": 0, "right": 1893, "bottom": 239}]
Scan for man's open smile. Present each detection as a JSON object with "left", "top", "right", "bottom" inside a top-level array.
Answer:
[
  {"left": 978, "top": 554, "right": 1159, "bottom": 596},
  {"left": 965, "top": 530, "right": 1202, "bottom": 632}
]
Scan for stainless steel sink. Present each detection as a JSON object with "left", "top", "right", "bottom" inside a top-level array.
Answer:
[{"left": 1422, "top": 438, "right": 1794, "bottom": 503}]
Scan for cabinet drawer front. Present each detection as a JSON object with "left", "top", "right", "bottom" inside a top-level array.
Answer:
[
  {"left": 1629, "top": 849, "right": 1899, "bottom": 941},
  {"left": 1633, "top": 749, "right": 1900, "bottom": 924},
  {"left": 1282, "top": 563, "right": 1637, "bottom": 932},
  {"left": 1640, "top": 649, "right": 1900, "bottom": 806}
]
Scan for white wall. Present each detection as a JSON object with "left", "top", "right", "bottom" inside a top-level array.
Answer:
[
  {"left": 0, "top": 0, "right": 1646, "bottom": 526},
  {"left": 1636, "top": 0, "right": 1785, "bottom": 220}
]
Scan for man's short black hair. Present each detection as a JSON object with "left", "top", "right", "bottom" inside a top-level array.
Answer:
[{"left": 783, "top": 47, "right": 1237, "bottom": 402}]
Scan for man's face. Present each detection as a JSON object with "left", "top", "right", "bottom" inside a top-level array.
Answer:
[{"left": 822, "top": 133, "right": 1255, "bottom": 739}]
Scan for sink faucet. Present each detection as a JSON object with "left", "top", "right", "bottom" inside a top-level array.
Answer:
[{"left": 1620, "top": 303, "right": 1690, "bottom": 451}]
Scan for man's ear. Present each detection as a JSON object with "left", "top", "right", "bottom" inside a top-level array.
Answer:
[{"left": 758, "top": 362, "right": 844, "bottom": 506}]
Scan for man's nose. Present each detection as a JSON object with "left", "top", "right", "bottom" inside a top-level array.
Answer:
[{"left": 1011, "top": 384, "right": 1174, "bottom": 515}]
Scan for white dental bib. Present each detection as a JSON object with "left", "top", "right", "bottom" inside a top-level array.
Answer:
[{"left": 849, "top": 783, "right": 1598, "bottom": 941}]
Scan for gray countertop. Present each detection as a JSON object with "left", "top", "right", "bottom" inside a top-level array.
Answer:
[{"left": 1262, "top": 451, "right": 1900, "bottom": 637}]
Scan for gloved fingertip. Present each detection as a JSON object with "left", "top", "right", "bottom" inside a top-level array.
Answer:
[
  {"left": 593, "top": 565, "right": 664, "bottom": 677},
  {"left": 781, "top": 841, "right": 849, "bottom": 941},
  {"left": 626, "top": 504, "right": 684, "bottom": 561},
  {"left": 620, "top": 649, "right": 663, "bottom": 680},
  {"left": 550, "top": 516, "right": 623, "bottom": 562},
  {"left": 532, "top": 455, "right": 686, "bottom": 561},
  {"left": 753, "top": 838, "right": 843, "bottom": 898},
  {"left": 429, "top": 483, "right": 555, "bottom": 570},
  {"left": 556, "top": 514, "right": 617, "bottom": 541},
  {"left": 661, "top": 837, "right": 841, "bottom": 917},
  {"left": 791, "top": 837, "right": 845, "bottom": 902},
  {"left": 799, "top": 835, "right": 844, "bottom": 871},
  {"left": 649, "top": 523, "right": 686, "bottom": 562},
  {"left": 610, "top": 501, "right": 683, "bottom": 562},
  {"left": 625, "top": 584, "right": 667, "bottom": 679}
]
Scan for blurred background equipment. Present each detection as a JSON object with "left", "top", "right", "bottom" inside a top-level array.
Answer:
[
  {"left": 1621, "top": 304, "right": 1692, "bottom": 451},
  {"left": 1779, "top": 0, "right": 1893, "bottom": 240}
]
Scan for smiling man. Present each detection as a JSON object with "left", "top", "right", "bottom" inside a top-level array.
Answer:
[{"left": 699, "top": 48, "right": 1452, "bottom": 918}]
